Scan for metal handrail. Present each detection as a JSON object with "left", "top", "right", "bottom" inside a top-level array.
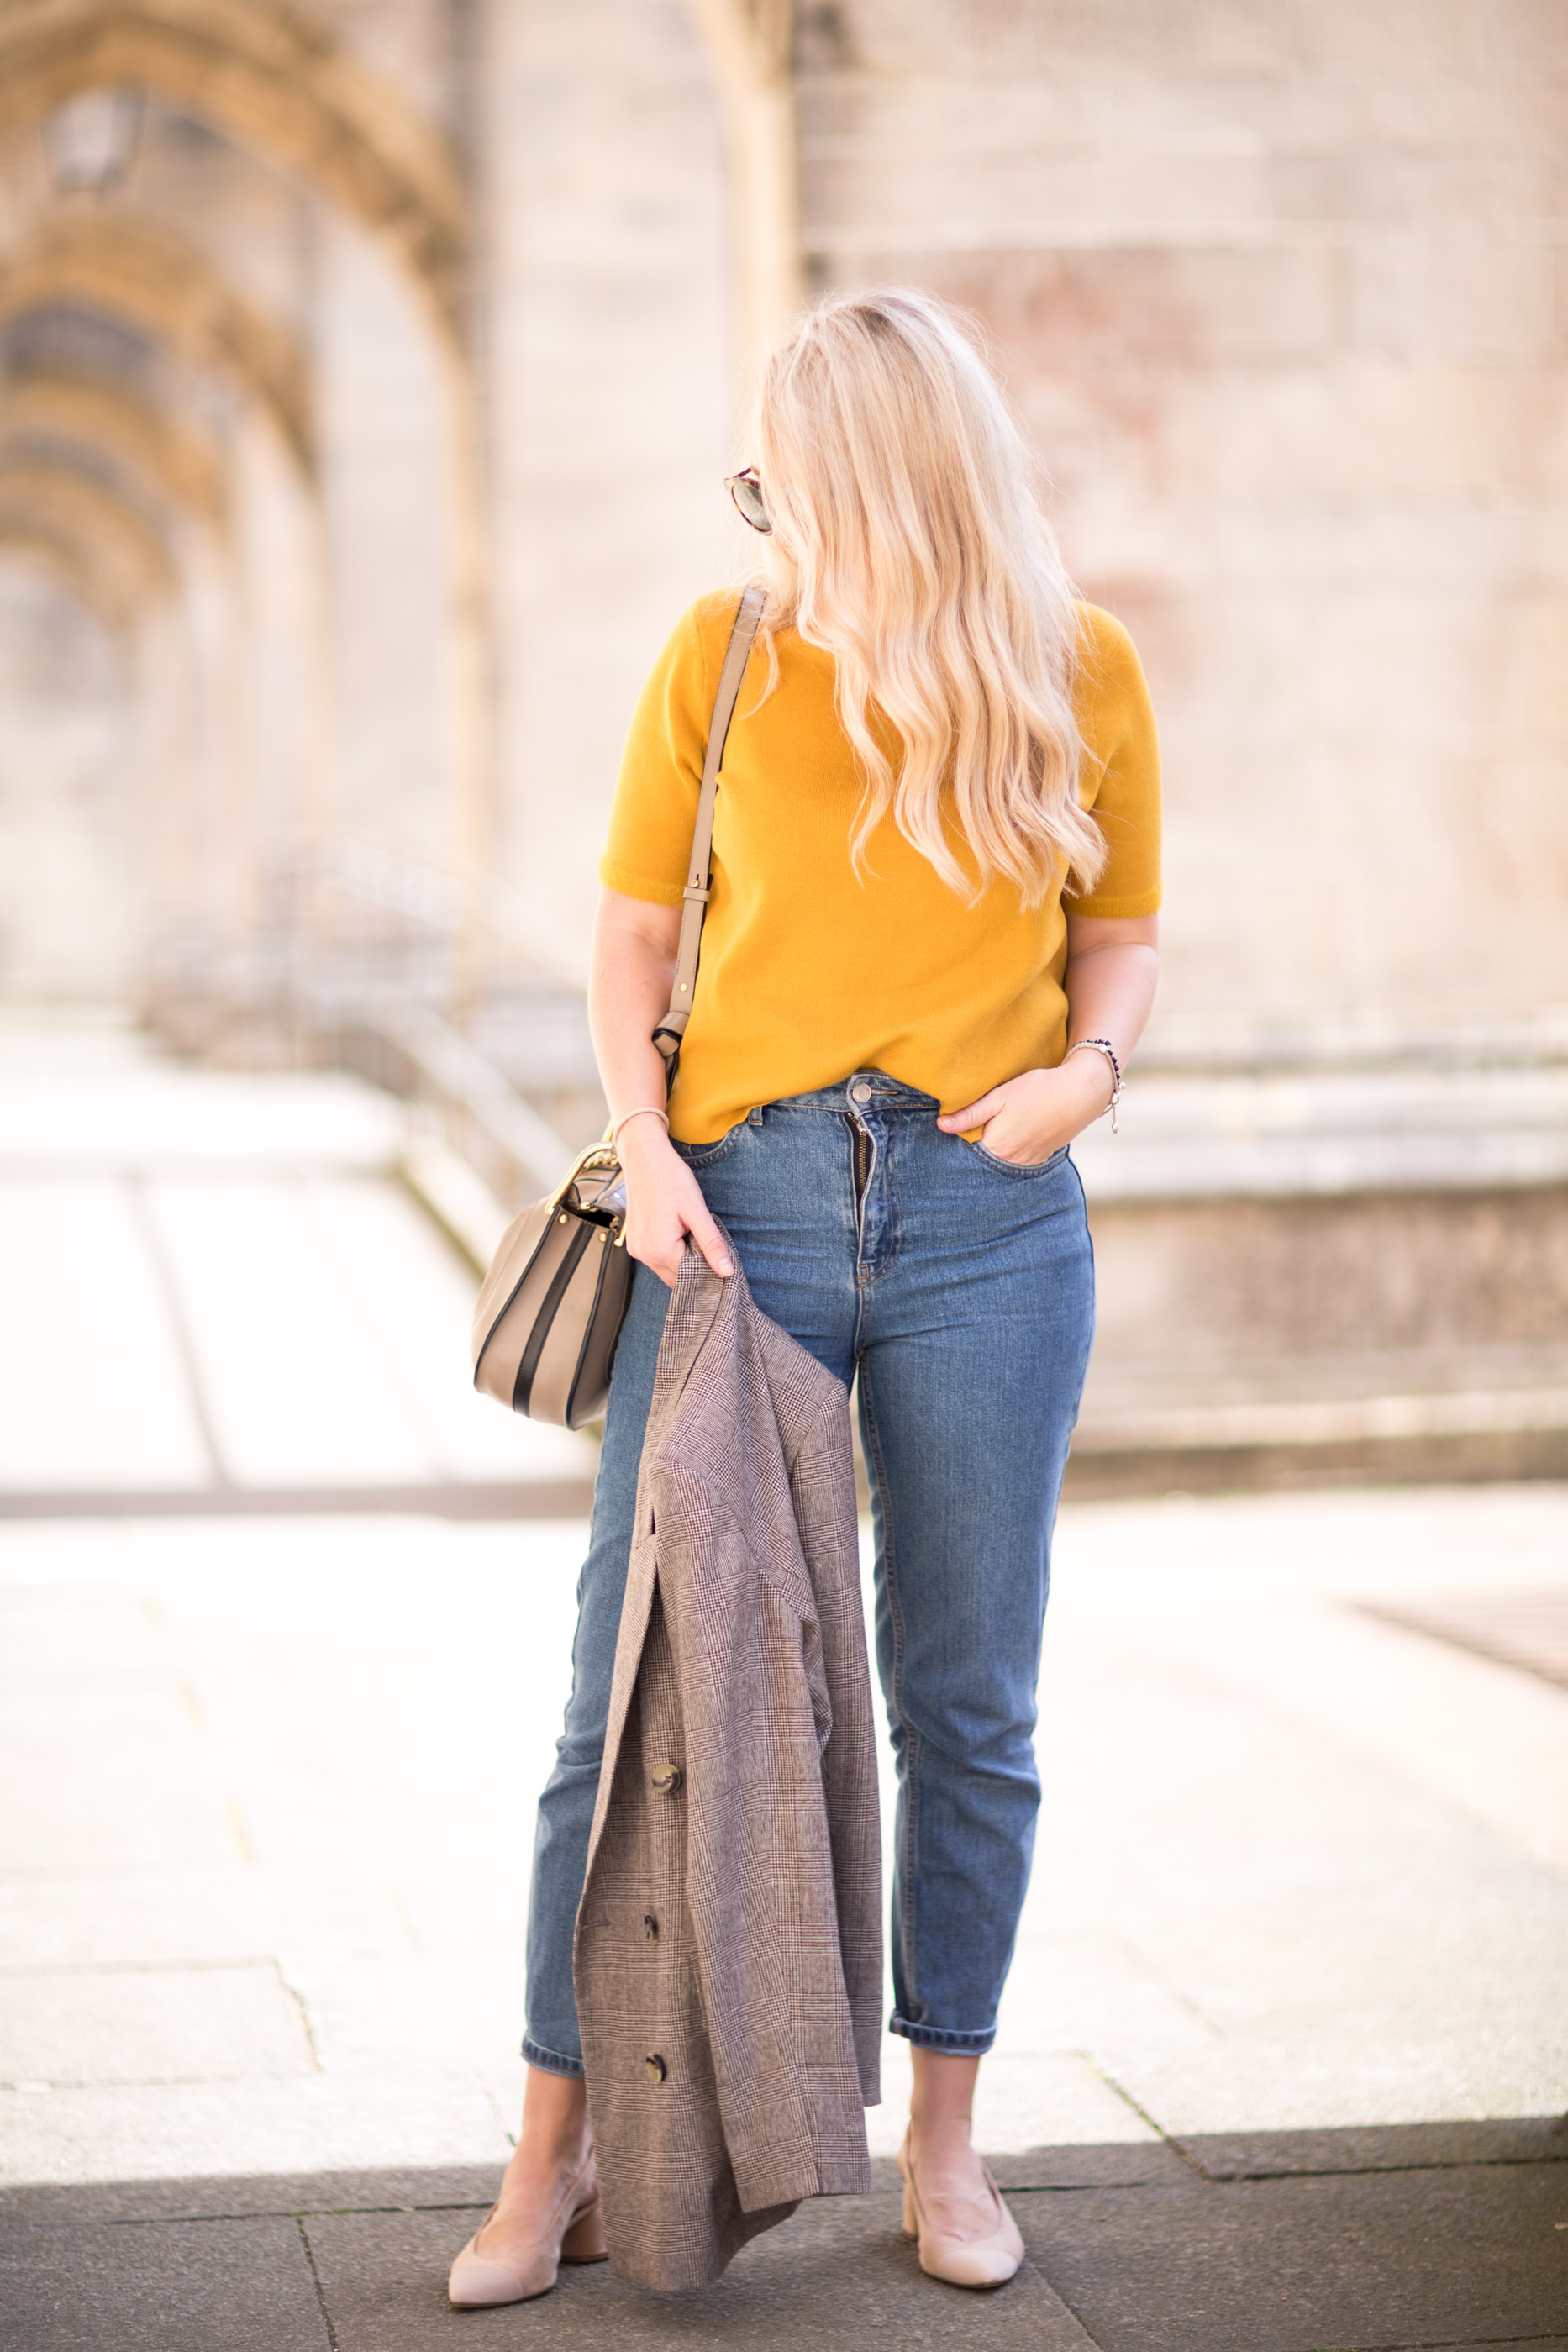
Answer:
[
  {"left": 376, "top": 1002, "right": 572, "bottom": 1202},
  {"left": 146, "top": 834, "right": 587, "bottom": 1208}
]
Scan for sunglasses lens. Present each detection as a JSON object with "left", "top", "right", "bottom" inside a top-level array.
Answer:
[{"left": 729, "top": 476, "right": 771, "bottom": 533}]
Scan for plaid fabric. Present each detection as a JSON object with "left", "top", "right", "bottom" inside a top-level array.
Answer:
[{"left": 574, "top": 1244, "right": 882, "bottom": 2290}]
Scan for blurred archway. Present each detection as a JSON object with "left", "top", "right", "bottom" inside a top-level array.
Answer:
[
  {"left": 0, "top": 0, "right": 466, "bottom": 329},
  {"left": 0, "top": 0, "right": 485, "bottom": 1032},
  {"left": 0, "top": 211, "right": 314, "bottom": 465}
]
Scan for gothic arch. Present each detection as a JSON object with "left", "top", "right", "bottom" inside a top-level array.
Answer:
[
  {"left": 0, "top": 4, "right": 497, "bottom": 954},
  {"left": 0, "top": 0, "right": 466, "bottom": 338},
  {"left": 0, "top": 454, "right": 176, "bottom": 621},
  {"left": 0, "top": 522, "right": 134, "bottom": 629},
  {"left": 0, "top": 213, "right": 311, "bottom": 468},
  {"left": 1, "top": 372, "right": 229, "bottom": 527}
]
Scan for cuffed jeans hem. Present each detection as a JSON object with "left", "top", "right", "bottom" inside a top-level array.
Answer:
[
  {"left": 888, "top": 2016, "right": 997, "bottom": 2055},
  {"left": 521, "top": 2034, "right": 584, "bottom": 2080}
]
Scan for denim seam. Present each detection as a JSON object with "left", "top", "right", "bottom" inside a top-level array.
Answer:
[
  {"left": 521, "top": 2034, "right": 584, "bottom": 2080},
  {"left": 673, "top": 1123, "right": 745, "bottom": 1170},
  {"left": 1069, "top": 1148, "right": 1094, "bottom": 1241},
  {"left": 847, "top": 1114, "right": 876, "bottom": 1354},
  {"left": 859, "top": 1363, "right": 921, "bottom": 2027},
  {"left": 871, "top": 1122, "right": 904, "bottom": 1284},
  {"left": 850, "top": 1118, "right": 904, "bottom": 1292},
  {"left": 845, "top": 1110, "right": 872, "bottom": 1271},
  {"left": 963, "top": 1138, "right": 1069, "bottom": 1178}
]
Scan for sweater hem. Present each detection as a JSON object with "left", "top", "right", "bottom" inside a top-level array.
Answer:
[
  {"left": 598, "top": 854, "right": 684, "bottom": 907},
  {"left": 1063, "top": 881, "right": 1163, "bottom": 919}
]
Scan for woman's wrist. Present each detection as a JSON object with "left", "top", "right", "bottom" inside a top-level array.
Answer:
[
  {"left": 616, "top": 1113, "right": 677, "bottom": 1165},
  {"left": 610, "top": 1102, "right": 670, "bottom": 1152},
  {"left": 1057, "top": 1050, "right": 1115, "bottom": 1115}
]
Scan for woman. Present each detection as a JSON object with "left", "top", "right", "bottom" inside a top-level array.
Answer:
[{"left": 450, "top": 287, "right": 1160, "bottom": 2302}]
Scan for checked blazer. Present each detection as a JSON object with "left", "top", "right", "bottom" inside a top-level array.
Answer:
[{"left": 573, "top": 1241, "right": 882, "bottom": 2290}]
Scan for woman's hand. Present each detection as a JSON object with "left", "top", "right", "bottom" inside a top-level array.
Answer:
[
  {"left": 589, "top": 889, "right": 735, "bottom": 1288},
  {"left": 617, "top": 1117, "right": 734, "bottom": 1288},
  {"left": 937, "top": 1055, "right": 1112, "bottom": 1165},
  {"left": 939, "top": 913, "right": 1159, "bottom": 1165}
]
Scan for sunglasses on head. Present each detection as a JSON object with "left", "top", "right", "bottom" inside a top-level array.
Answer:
[{"left": 726, "top": 467, "right": 772, "bottom": 534}]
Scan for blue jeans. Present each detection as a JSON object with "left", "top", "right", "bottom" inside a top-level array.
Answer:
[{"left": 523, "top": 1072, "right": 1095, "bottom": 2076}]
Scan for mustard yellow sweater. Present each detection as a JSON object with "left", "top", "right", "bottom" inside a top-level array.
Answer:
[{"left": 602, "top": 593, "right": 1161, "bottom": 1144}]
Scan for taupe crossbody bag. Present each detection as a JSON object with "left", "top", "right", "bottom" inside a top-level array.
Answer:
[{"left": 469, "top": 587, "right": 766, "bottom": 1429}]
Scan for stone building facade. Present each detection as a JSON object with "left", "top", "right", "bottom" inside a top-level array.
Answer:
[
  {"left": 2, "top": 0, "right": 1563, "bottom": 1045},
  {"left": 0, "top": 0, "right": 740, "bottom": 1011},
  {"left": 0, "top": 1, "right": 1565, "bottom": 1481}
]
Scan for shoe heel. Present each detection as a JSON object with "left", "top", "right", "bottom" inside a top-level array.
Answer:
[{"left": 560, "top": 2196, "right": 608, "bottom": 2264}]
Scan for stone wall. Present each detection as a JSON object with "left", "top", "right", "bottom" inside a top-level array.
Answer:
[
  {"left": 794, "top": 0, "right": 1568, "bottom": 1052},
  {"left": 2, "top": 1, "right": 1563, "bottom": 1047},
  {"left": 483, "top": 0, "right": 738, "bottom": 974}
]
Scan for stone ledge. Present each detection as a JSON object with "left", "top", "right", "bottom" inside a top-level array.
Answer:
[
  {"left": 1074, "top": 1064, "right": 1568, "bottom": 1202},
  {"left": 1063, "top": 1423, "right": 1568, "bottom": 1500},
  {"left": 1076, "top": 1382, "right": 1568, "bottom": 1455}
]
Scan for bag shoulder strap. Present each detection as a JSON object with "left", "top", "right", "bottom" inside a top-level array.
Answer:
[{"left": 651, "top": 583, "right": 766, "bottom": 1082}]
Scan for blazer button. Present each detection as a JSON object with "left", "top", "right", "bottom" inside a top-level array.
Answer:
[
  {"left": 644, "top": 2053, "right": 667, "bottom": 2083},
  {"left": 643, "top": 1914, "right": 659, "bottom": 1941},
  {"left": 650, "top": 1763, "right": 683, "bottom": 1795}
]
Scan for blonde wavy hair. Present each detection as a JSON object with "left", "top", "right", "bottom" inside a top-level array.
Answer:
[{"left": 748, "top": 287, "right": 1103, "bottom": 906}]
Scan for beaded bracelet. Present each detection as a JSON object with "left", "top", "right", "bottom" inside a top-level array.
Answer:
[{"left": 1065, "top": 1038, "right": 1123, "bottom": 1133}]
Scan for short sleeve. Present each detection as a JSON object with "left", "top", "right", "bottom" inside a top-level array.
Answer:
[
  {"left": 1064, "top": 607, "right": 1163, "bottom": 920},
  {"left": 597, "top": 600, "right": 717, "bottom": 906}
]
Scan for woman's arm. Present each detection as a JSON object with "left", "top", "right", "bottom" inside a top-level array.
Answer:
[
  {"left": 589, "top": 887, "right": 734, "bottom": 1286},
  {"left": 935, "top": 913, "right": 1160, "bottom": 1165}
]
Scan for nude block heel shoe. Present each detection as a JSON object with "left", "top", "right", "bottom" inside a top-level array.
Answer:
[
  {"left": 447, "top": 2153, "right": 607, "bottom": 2307},
  {"left": 559, "top": 2197, "right": 608, "bottom": 2263},
  {"left": 897, "top": 2129, "right": 1024, "bottom": 2290}
]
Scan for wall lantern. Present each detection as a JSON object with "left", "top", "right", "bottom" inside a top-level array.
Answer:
[{"left": 42, "top": 87, "right": 145, "bottom": 196}]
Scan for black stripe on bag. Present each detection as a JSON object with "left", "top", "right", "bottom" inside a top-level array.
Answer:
[
  {"left": 564, "top": 1234, "right": 618, "bottom": 1429},
  {"left": 474, "top": 1223, "right": 552, "bottom": 1391},
  {"left": 513, "top": 1220, "right": 593, "bottom": 1413}
]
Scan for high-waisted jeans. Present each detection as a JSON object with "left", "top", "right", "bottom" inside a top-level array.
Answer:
[{"left": 523, "top": 1071, "right": 1095, "bottom": 2076}]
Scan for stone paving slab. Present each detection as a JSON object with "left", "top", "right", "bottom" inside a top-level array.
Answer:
[
  {"left": 0, "top": 1039, "right": 596, "bottom": 1513},
  {"left": 0, "top": 2076, "right": 518, "bottom": 2191},
  {"left": 1167, "top": 2113, "right": 1568, "bottom": 2181},
  {"left": 971, "top": 2143, "right": 1192, "bottom": 2193},
  {"left": 3, "top": 1486, "right": 1566, "bottom": 2343},
  {"left": 8, "top": 1497, "right": 1565, "bottom": 2187},
  {"left": 1015, "top": 2159, "right": 1568, "bottom": 2352},
  {"left": 4, "top": 2141, "right": 1564, "bottom": 2351},
  {"left": 0, "top": 1963, "right": 315, "bottom": 2088},
  {"left": 0, "top": 2150, "right": 1181, "bottom": 2220},
  {"left": 306, "top": 2193, "right": 1096, "bottom": 2349},
  {"left": 0, "top": 2215, "right": 328, "bottom": 2352},
  {"left": 0, "top": 2165, "right": 502, "bottom": 2228}
]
